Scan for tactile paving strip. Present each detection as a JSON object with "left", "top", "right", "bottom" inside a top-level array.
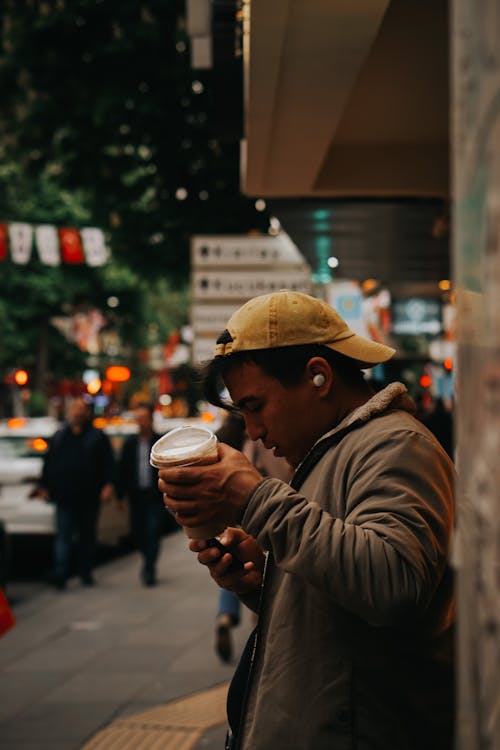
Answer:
[{"left": 81, "top": 682, "right": 229, "bottom": 750}]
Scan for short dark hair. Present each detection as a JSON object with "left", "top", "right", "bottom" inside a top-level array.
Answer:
[{"left": 200, "top": 344, "right": 367, "bottom": 412}]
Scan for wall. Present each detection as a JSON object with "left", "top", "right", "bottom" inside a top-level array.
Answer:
[{"left": 453, "top": 0, "right": 500, "bottom": 746}]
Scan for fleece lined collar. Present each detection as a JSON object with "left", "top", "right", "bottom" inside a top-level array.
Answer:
[
  {"left": 293, "top": 382, "right": 415, "bottom": 484},
  {"left": 345, "top": 381, "right": 415, "bottom": 426}
]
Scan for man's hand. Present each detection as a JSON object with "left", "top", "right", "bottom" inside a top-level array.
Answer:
[
  {"left": 28, "top": 486, "right": 49, "bottom": 501},
  {"left": 189, "top": 527, "right": 265, "bottom": 595},
  {"left": 158, "top": 443, "right": 262, "bottom": 532},
  {"left": 100, "top": 483, "right": 114, "bottom": 503}
]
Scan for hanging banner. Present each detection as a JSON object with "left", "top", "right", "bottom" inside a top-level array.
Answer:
[
  {"left": 8, "top": 223, "right": 33, "bottom": 264},
  {"left": 0, "top": 220, "right": 111, "bottom": 266},
  {"left": 58, "top": 227, "right": 85, "bottom": 264},
  {"left": 81, "top": 227, "right": 109, "bottom": 266},
  {"left": 35, "top": 225, "right": 60, "bottom": 266},
  {"left": 0, "top": 224, "right": 7, "bottom": 260}
]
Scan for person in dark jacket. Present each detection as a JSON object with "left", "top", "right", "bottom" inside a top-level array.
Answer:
[
  {"left": 117, "top": 402, "right": 165, "bottom": 586},
  {"left": 39, "top": 397, "right": 114, "bottom": 589}
]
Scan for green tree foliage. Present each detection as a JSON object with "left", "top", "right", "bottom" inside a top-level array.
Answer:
[
  {"left": 0, "top": 1, "right": 268, "bottom": 408},
  {"left": 0, "top": 1, "right": 266, "bottom": 276}
]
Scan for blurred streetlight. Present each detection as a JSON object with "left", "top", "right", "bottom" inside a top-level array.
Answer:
[
  {"left": 106, "top": 366, "right": 131, "bottom": 383},
  {"left": 14, "top": 369, "right": 29, "bottom": 386}
]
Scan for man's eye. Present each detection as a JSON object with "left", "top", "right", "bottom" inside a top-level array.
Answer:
[{"left": 246, "top": 402, "right": 262, "bottom": 414}]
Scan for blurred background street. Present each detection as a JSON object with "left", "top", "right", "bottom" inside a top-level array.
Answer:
[{"left": 0, "top": 0, "right": 455, "bottom": 596}]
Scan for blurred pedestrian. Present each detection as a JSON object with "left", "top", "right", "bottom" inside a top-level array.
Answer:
[
  {"left": 117, "top": 402, "right": 165, "bottom": 586},
  {"left": 38, "top": 397, "right": 114, "bottom": 589},
  {"left": 160, "top": 290, "right": 456, "bottom": 750}
]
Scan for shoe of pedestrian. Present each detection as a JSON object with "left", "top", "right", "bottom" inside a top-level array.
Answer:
[
  {"left": 81, "top": 575, "right": 95, "bottom": 587},
  {"left": 53, "top": 575, "right": 66, "bottom": 591},
  {"left": 142, "top": 570, "right": 157, "bottom": 587},
  {"left": 215, "top": 614, "right": 233, "bottom": 663}
]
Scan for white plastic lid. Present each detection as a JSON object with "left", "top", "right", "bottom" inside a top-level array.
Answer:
[{"left": 150, "top": 425, "right": 217, "bottom": 467}]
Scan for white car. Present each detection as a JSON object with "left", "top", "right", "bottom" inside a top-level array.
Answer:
[
  {"left": 0, "top": 417, "right": 130, "bottom": 553},
  {"left": 0, "top": 418, "right": 59, "bottom": 536}
]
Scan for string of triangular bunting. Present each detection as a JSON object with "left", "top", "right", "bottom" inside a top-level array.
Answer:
[{"left": 0, "top": 222, "right": 110, "bottom": 267}]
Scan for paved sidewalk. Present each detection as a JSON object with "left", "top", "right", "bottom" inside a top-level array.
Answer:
[{"left": 0, "top": 530, "right": 252, "bottom": 750}]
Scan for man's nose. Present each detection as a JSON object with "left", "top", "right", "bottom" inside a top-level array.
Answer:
[{"left": 244, "top": 416, "right": 265, "bottom": 442}]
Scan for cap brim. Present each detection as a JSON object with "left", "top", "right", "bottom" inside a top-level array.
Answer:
[{"left": 326, "top": 334, "right": 396, "bottom": 368}]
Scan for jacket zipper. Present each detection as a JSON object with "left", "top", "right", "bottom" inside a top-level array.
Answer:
[{"left": 233, "top": 551, "right": 272, "bottom": 750}]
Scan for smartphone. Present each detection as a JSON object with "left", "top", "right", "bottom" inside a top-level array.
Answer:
[{"left": 206, "top": 537, "right": 244, "bottom": 570}]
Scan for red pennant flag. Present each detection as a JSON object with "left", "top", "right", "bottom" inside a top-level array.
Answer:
[
  {"left": 0, "top": 224, "right": 8, "bottom": 260},
  {"left": 58, "top": 228, "right": 85, "bottom": 264}
]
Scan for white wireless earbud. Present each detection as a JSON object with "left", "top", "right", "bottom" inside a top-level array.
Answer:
[{"left": 312, "top": 373, "right": 326, "bottom": 387}]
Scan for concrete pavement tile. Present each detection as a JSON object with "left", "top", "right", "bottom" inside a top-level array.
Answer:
[
  {"left": 78, "top": 645, "right": 178, "bottom": 674},
  {"left": 133, "top": 672, "right": 232, "bottom": 705},
  {"left": 167, "top": 627, "right": 251, "bottom": 675},
  {"left": 3, "top": 631, "right": 111, "bottom": 673},
  {"left": 121, "top": 620, "right": 209, "bottom": 648},
  {"left": 0, "top": 701, "right": 118, "bottom": 741},
  {"left": 0, "top": 613, "right": 123, "bottom": 670},
  {"left": 0, "top": 671, "right": 63, "bottom": 722},
  {"left": 41, "top": 671, "right": 153, "bottom": 704},
  {"left": 0, "top": 622, "right": 68, "bottom": 669}
]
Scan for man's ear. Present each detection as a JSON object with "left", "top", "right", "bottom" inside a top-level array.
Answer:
[{"left": 305, "top": 357, "right": 333, "bottom": 394}]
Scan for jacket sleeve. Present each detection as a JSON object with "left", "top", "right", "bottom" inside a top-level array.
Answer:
[{"left": 241, "top": 429, "right": 455, "bottom": 628}]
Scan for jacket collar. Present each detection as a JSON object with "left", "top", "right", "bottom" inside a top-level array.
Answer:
[
  {"left": 293, "top": 382, "right": 414, "bottom": 481},
  {"left": 316, "top": 381, "right": 414, "bottom": 448},
  {"left": 344, "top": 381, "right": 415, "bottom": 426}
]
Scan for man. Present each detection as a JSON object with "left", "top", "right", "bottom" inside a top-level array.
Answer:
[
  {"left": 117, "top": 402, "right": 165, "bottom": 586},
  {"left": 39, "top": 397, "right": 114, "bottom": 589},
  {"left": 158, "top": 290, "right": 456, "bottom": 750}
]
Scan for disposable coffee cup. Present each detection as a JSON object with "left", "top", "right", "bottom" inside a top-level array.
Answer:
[{"left": 150, "top": 425, "right": 225, "bottom": 540}]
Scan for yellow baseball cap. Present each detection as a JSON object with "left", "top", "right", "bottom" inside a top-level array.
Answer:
[{"left": 214, "top": 289, "right": 395, "bottom": 368}]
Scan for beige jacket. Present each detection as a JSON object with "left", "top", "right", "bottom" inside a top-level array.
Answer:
[{"left": 237, "top": 383, "right": 455, "bottom": 750}]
